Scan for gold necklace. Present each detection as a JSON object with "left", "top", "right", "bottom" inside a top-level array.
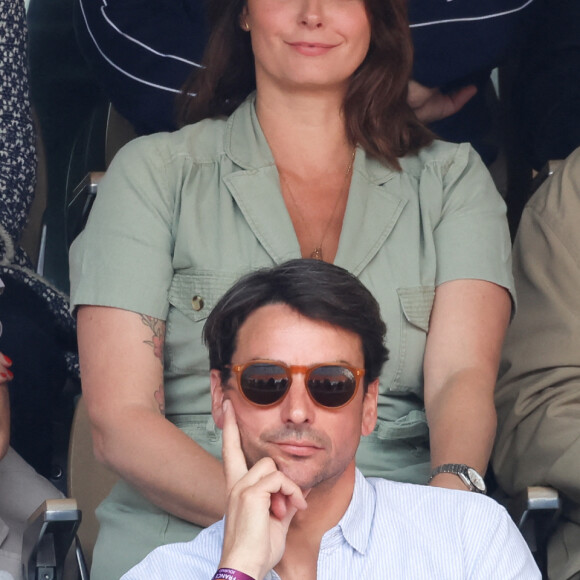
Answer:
[{"left": 278, "top": 149, "right": 355, "bottom": 261}]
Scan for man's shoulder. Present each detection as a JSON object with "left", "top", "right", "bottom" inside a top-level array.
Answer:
[
  {"left": 367, "top": 476, "right": 507, "bottom": 525},
  {"left": 369, "top": 475, "right": 496, "bottom": 503},
  {"left": 361, "top": 477, "right": 539, "bottom": 578},
  {"left": 365, "top": 476, "right": 520, "bottom": 554}
]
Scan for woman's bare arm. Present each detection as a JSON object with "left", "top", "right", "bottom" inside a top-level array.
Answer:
[
  {"left": 77, "top": 305, "right": 226, "bottom": 526},
  {"left": 423, "top": 279, "right": 511, "bottom": 490}
]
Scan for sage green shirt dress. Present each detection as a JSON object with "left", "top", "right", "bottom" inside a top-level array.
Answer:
[{"left": 70, "top": 94, "right": 514, "bottom": 579}]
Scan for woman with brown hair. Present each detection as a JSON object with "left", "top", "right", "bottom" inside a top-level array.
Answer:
[{"left": 70, "top": 0, "right": 514, "bottom": 577}]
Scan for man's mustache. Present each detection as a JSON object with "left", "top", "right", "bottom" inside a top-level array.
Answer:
[{"left": 259, "top": 426, "right": 331, "bottom": 449}]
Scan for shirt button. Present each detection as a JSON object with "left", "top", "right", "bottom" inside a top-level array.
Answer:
[{"left": 191, "top": 295, "right": 204, "bottom": 311}]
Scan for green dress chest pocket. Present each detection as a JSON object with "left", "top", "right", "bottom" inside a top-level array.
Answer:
[
  {"left": 165, "top": 270, "right": 242, "bottom": 374},
  {"left": 385, "top": 285, "right": 435, "bottom": 395}
]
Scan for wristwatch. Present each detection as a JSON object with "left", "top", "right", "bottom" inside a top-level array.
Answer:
[{"left": 428, "top": 464, "right": 487, "bottom": 494}]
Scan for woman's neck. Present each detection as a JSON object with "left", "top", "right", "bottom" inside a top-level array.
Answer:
[
  {"left": 255, "top": 85, "right": 352, "bottom": 174},
  {"left": 254, "top": 84, "right": 356, "bottom": 263}
]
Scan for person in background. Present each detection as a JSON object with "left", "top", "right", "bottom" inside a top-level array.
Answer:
[
  {"left": 123, "top": 260, "right": 539, "bottom": 580},
  {"left": 0, "top": 344, "right": 63, "bottom": 580},
  {"left": 505, "top": 0, "right": 580, "bottom": 229},
  {"left": 0, "top": 4, "right": 77, "bottom": 575},
  {"left": 407, "top": 0, "right": 539, "bottom": 165},
  {"left": 494, "top": 147, "right": 580, "bottom": 580},
  {"left": 74, "top": 0, "right": 209, "bottom": 135},
  {"left": 0, "top": 0, "right": 78, "bottom": 482},
  {"left": 70, "top": 0, "right": 514, "bottom": 576},
  {"left": 511, "top": 0, "right": 580, "bottom": 172},
  {"left": 0, "top": 318, "right": 10, "bottom": 460}
]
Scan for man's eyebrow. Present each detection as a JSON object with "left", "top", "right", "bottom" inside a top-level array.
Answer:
[{"left": 233, "top": 358, "right": 359, "bottom": 366}]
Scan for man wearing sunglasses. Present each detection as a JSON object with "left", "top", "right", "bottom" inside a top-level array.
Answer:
[{"left": 122, "top": 259, "right": 538, "bottom": 580}]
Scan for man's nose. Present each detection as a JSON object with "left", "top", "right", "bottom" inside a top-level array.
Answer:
[{"left": 280, "top": 374, "right": 315, "bottom": 424}]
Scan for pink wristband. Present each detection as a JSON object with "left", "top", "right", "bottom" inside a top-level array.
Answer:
[{"left": 213, "top": 568, "right": 256, "bottom": 580}]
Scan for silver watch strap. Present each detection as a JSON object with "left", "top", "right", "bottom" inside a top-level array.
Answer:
[{"left": 428, "top": 463, "right": 486, "bottom": 493}]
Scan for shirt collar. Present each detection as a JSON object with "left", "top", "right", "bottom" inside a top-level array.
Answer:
[
  {"left": 224, "top": 92, "right": 275, "bottom": 171},
  {"left": 222, "top": 93, "right": 406, "bottom": 274},
  {"left": 223, "top": 92, "right": 399, "bottom": 188},
  {"left": 334, "top": 468, "right": 375, "bottom": 555}
]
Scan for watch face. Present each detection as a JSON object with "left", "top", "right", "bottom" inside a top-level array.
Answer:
[{"left": 467, "top": 468, "right": 486, "bottom": 492}]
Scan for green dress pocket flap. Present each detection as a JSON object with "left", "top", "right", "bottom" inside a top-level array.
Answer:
[
  {"left": 397, "top": 286, "right": 435, "bottom": 332},
  {"left": 168, "top": 271, "right": 241, "bottom": 322}
]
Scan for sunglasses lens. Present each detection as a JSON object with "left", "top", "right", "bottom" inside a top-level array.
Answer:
[
  {"left": 240, "top": 363, "right": 289, "bottom": 405},
  {"left": 308, "top": 366, "right": 357, "bottom": 408}
]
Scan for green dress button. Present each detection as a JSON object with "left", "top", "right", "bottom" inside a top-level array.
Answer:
[{"left": 191, "top": 295, "right": 204, "bottom": 311}]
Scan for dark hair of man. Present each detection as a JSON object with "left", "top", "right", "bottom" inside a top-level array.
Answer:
[
  {"left": 177, "top": 0, "right": 433, "bottom": 171},
  {"left": 202, "top": 259, "right": 389, "bottom": 389}
]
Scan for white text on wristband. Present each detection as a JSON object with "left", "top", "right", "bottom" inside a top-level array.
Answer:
[{"left": 213, "top": 568, "right": 256, "bottom": 580}]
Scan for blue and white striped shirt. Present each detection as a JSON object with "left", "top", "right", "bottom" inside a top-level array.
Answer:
[{"left": 122, "top": 470, "right": 540, "bottom": 579}]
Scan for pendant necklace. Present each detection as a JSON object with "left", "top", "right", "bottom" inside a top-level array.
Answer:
[{"left": 279, "top": 148, "right": 356, "bottom": 261}]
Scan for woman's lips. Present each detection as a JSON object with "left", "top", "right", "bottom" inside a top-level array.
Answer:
[{"left": 288, "top": 41, "right": 338, "bottom": 56}]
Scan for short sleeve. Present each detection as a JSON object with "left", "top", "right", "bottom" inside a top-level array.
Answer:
[
  {"left": 434, "top": 143, "right": 515, "bottom": 304},
  {"left": 69, "top": 135, "right": 178, "bottom": 319}
]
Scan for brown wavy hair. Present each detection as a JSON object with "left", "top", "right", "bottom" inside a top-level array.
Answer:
[{"left": 177, "top": 0, "right": 433, "bottom": 169}]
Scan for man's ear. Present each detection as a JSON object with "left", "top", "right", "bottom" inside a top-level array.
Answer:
[
  {"left": 210, "top": 369, "right": 227, "bottom": 429},
  {"left": 361, "top": 379, "right": 378, "bottom": 437}
]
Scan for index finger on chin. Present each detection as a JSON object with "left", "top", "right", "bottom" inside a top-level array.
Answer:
[{"left": 222, "top": 400, "right": 249, "bottom": 491}]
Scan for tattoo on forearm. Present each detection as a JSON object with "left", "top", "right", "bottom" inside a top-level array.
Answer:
[
  {"left": 140, "top": 315, "right": 165, "bottom": 367},
  {"left": 154, "top": 383, "right": 165, "bottom": 415},
  {"left": 140, "top": 315, "right": 166, "bottom": 414}
]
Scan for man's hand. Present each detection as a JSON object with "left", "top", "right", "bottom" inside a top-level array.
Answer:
[
  {"left": 408, "top": 80, "right": 477, "bottom": 124},
  {"left": 218, "top": 400, "right": 307, "bottom": 580}
]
